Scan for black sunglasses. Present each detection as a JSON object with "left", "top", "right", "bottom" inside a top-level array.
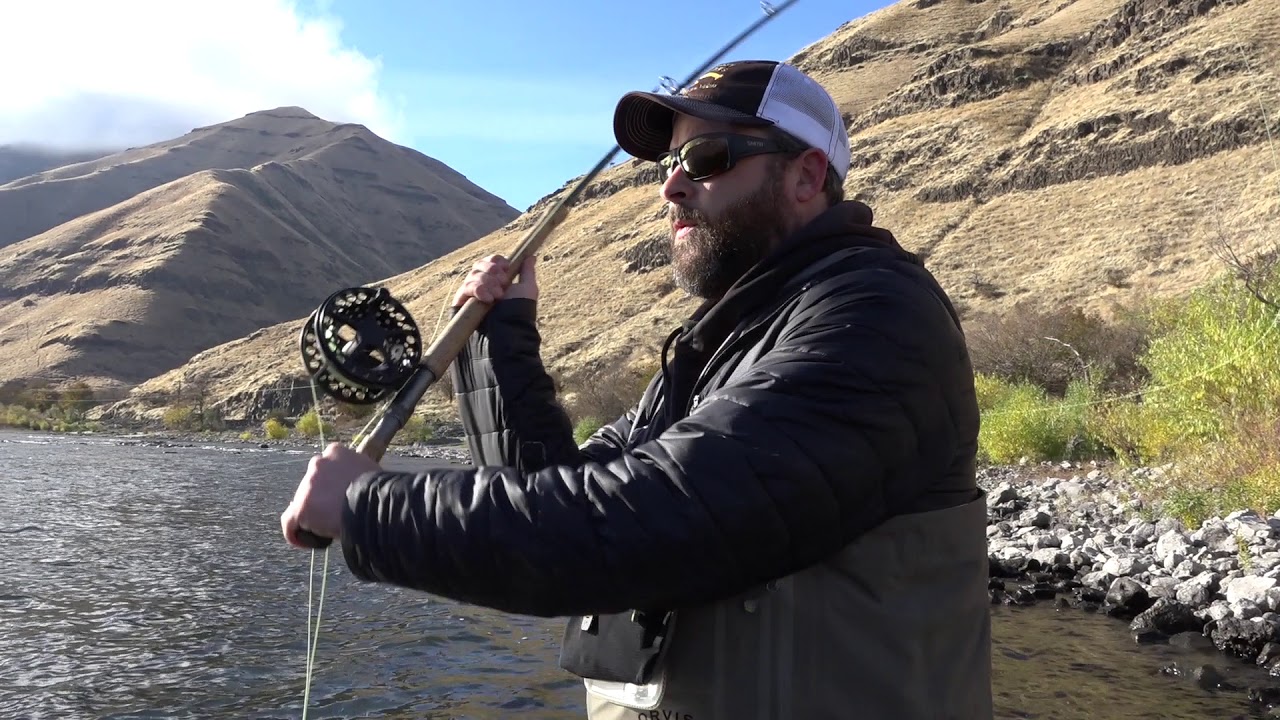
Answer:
[{"left": 657, "top": 132, "right": 795, "bottom": 182}]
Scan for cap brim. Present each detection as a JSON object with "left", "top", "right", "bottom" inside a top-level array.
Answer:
[{"left": 613, "top": 91, "right": 773, "bottom": 162}]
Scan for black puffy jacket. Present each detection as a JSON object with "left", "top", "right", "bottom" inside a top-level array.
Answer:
[{"left": 338, "top": 200, "right": 981, "bottom": 621}]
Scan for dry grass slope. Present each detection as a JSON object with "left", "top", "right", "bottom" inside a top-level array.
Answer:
[
  {"left": 111, "top": 0, "right": 1280, "bottom": 424},
  {"left": 0, "top": 107, "right": 520, "bottom": 392}
]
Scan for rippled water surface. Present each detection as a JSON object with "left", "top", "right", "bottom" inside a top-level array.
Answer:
[{"left": 0, "top": 429, "right": 1275, "bottom": 719}]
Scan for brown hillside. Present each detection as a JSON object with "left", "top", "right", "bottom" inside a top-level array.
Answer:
[
  {"left": 0, "top": 107, "right": 514, "bottom": 250},
  {"left": 0, "top": 108, "right": 519, "bottom": 390},
  {"left": 111, "top": 0, "right": 1280, "bottom": 424}
]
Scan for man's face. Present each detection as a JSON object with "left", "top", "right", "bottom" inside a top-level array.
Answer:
[{"left": 660, "top": 114, "right": 799, "bottom": 300}]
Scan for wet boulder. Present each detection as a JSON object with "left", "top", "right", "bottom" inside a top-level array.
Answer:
[
  {"left": 1104, "top": 577, "right": 1155, "bottom": 620},
  {"left": 1130, "top": 598, "right": 1204, "bottom": 642},
  {"left": 1209, "top": 617, "right": 1280, "bottom": 662}
]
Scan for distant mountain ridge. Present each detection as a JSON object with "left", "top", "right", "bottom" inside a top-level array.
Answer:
[
  {"left": 0, "top": 106, "right": 513, "bottom": 250},
  {"left": 0, "top": 106, "right": 520, "bottom": 390},
  {"left": 0, "top": 144, "right": 117, "bottom": 186}
]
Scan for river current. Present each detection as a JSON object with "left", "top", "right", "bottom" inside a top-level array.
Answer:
[{"left": 0, "top": 429, "right": 1273, "bottom": 719}]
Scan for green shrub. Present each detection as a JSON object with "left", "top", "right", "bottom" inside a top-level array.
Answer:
[
  {"left": 973, "top": 372, "right": 1014, "bottom": 414},
  {"left": 1087, "top": 397, "right": 1184, "bottom": 466},
  {"left": 565, "top": 362, "right": 656, "bottom": 428},
  {"left": 263, "top": 417, "right": 289, "bottom": 440},
  {"left": 296, "top": 409, "right": 333, "bottom": 439},
  {"left": 1134, "top": 278, "right": 1280, "bottom": 449},
  {"left": 401, "top": 414, "right": 435, "bottom": 444},
  {"left": 977, "top": 377, "right": 1106, "bottom": 464},
  {"left": 1, "top": 404, "right": 39, "bottom": 428},
  {"left": 1083, "top": 275, "right": 1280, "bottom": 466},
  {"left": 1130, "top": 412, "right": 1280, "bottom": 529},
  {"left": 574, "top": 417, "right": 604, "bottom": 446},
  {"left": 162, "top": 406, "right": 195, "bottom": 431}
]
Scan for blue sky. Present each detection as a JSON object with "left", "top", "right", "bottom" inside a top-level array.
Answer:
[
  {"left": 1, "top": 0, "right": 891, "bottom": 212},
  {"left": 310, "top": 0, "right": 891, "bottom": 210}
]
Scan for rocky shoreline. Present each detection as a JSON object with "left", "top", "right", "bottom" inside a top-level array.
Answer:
[{"left": 983, "top": 463, "right": 1280, "bottom": 711}]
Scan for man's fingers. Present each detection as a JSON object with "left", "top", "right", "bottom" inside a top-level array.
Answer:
[
  {"left": 281, "top": 504, "right": 303, "bottom": 547},
  {"left": 453, "top": 254, "right": 519, "bottom": 307},
  {"left": 476, "top": 256, "right": 509, "bottom": 275}
]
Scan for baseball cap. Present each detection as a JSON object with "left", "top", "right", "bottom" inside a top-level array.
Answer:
[{"left": 613, "top": 60, "right": 851, "bottom": 181}]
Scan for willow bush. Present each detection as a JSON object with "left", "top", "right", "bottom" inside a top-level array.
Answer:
[
  {"left": 1101, "top": 275, "right": 1280, "bottom": 526},
  {"left": 971, "top": 270, "right": 1280, "bottom": 528}
]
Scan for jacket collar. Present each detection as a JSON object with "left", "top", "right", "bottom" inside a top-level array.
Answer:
[{"left": 676, "top": 201, "right": 918, "bottom": 354}]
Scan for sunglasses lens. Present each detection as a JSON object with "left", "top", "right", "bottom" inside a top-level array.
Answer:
[
  {"left": 680, "top": 137, "right": 731, "bottom": 180},
  {"left": 657, "top": 153, "right": 675, "bottom": 180}
]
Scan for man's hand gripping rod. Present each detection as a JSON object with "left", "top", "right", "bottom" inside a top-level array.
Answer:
[{"left": 294, "top": 0, "right": 801, "bottom": 550}]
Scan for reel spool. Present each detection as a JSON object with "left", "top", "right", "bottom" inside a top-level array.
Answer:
[{"left": 298, "top": 286, "right": 422, "bottom": 405}]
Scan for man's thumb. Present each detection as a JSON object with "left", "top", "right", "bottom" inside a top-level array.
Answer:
[{"left": 515, "top": 255, "right": 537, "bottom": 284}]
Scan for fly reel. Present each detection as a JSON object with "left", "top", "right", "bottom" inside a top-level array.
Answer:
[{"left": 298, "top": 286, "right": 422, "bottom": 405}]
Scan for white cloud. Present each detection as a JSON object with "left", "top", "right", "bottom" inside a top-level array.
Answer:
[{"left": 0, "top": 0, "right": 406, "bottom": 149}]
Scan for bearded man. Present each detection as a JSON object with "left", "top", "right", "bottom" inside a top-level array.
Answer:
[{"left": 281, "top": 60, "right": 994, "bottom": 719}]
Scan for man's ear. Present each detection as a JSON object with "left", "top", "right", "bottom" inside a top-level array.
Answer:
[{"left": 793, "top": 149, "right": 830, "bottom": 204}]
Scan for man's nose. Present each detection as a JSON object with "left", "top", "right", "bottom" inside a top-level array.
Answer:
[{"left": 660, "top": 163, "right": 693, "bottom": 203}]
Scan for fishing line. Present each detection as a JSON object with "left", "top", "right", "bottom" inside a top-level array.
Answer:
[
  {"left": 300, "top": 378, "right": 329, "bottom": 720},
  {"left": 298, "top": 380, "right": 395, "bottom": 719}
]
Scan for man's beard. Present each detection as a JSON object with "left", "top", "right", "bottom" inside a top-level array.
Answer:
[{"left": 668, "top": 171, "right": 794, "bottom": 299}]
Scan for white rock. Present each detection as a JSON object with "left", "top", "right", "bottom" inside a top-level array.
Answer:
[
  {"left": 1103, "top": 556, "right": 1138, "bottom": 577},
  {"left": 1210, "top": 557, "right": 1239, "bottom": 573},
  {"left": 1174, "top": 572, "right": 1219, "bottom": 606},
  {"left": 1081, "top": 570, "right": 1114, "bottom": 590},
  {"left": 1029, "top": 549, "right": 1068, "bottom": 567},
  {"left": 1223, "top": 575, "right": 1278, "bottom": 606},
  {"left": 1147, "top": 577, "right": 1180, "bottom": 599},
  {"left": 997, "top": 546, "right": 1025, "bottom": 562},
  {"left": 1155, "top": 530, "right": 1192, "bottom": 563},
  {"left": 1207, "top": 601, "right": 1234, "bottom": 622},
  {"left": 1172, "top": 559, "right": 1204, "bottom": 580},
  {"left": 1031, "top": 534, "right": 1062, "bottom": 550},
  {"left": 1233, "top": 599, "right": 1264, "bottom": 619}
]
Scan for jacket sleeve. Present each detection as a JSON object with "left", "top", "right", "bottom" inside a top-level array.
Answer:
[
  {"left": 342, "top": 270, "right": 974, "bottom": 618},
  {"left": 449, "top": 298, "right": 633, "bottom": 469}
]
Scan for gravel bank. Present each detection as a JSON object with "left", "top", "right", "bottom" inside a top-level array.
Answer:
[{"left": 983, "top": 463, "right": 1280, "bottom": 710}]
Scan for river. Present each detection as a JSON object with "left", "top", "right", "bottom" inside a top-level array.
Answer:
[{"left": 0, "top": 429, "right": 1273, "bottom": 719}]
